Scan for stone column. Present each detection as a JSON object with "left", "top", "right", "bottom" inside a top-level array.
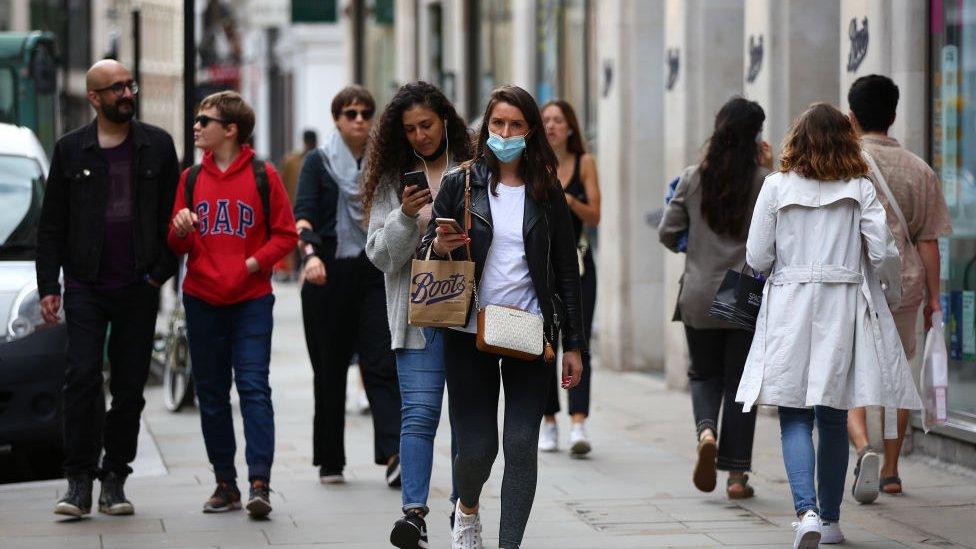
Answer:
[
  {"left": 395, "top": 0, "right": 419, "bottom": 84},
  {"left": 595, "top": 0, "right": 666, "bottom": 372},
  {"left": 662, "top": 0, "right": 745, "bottom": 388},
  {"left": 744, "top": 0, "right": 840, "bottom": 163},
  {"left": 511, "top": 0, "right": 537, "bottom": 91}
]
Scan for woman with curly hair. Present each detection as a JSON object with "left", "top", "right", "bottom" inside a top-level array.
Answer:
[
  {"left": 362, "top": 81, "right": 473, "bottom": 549},
  {"left": 735, "top": 103, "right": 921, "bottom": 548},
  {"left": 659, "top": 96, "right": 771, "bottom": 499}
]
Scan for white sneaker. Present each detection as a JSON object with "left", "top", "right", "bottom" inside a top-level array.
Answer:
[
  {"left": 852, "top": 450, "right": 880, "bottom": 504},
  {"left": 539, "top": 421, "right": 558, "bottom": 452},
  {"left": 451, "top": 500, "right": 483, "bottom": 549},
  {"left": 791, "top": 510, "right": 822, "bottom": 549},
  {"left": 569, "top": 423, "right": 591, "bottom": 457},
  {"left": 820, "top": 520, "right": 845, "bottom": 544}
]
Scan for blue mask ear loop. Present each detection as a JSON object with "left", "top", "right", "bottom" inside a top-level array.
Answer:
[{"left": 413, "top": 118, "right": 450, "bottom": 188}]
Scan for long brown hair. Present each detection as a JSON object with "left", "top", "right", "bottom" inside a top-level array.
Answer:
[
  {"left": 475, "top": 85, "right": 560, "bottom": 203},
  {"left": 780, "top": 103, "right": 868, "bottom": 181},
  {"left": 699, "top": 97, "right": 764, "bottom": 237},
  {"left": 362, "top": 81, "right": 472, "bottom": 218},
  {"left": 541, "top": 99, "right": 586, "bottom": 156}
]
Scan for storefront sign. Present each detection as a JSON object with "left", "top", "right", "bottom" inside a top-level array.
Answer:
[
  {"left": 847, "top": 17, "right": 868, "bottom": 72},
  {"left": 942, "top": 45, "right": 959, "bottom": 209},
  {"left": 746, "top": 34, "right": 763, "bottom": 84},
  {"left": 666, "top": 48, "right": 680, "bottom": 91}
]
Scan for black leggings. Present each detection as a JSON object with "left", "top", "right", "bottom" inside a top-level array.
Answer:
[
  {"left": 684, "top": 325, "right": 757, "bottom": 471},
  {"left": 545, "top": 251, "right": 596, "bottom": 416},
  {"left": 444, "top": 330, "right": 549, "bottom": 549}
]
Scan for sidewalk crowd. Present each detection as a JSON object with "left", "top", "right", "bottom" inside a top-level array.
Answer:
[{"left": 30, "top": 56, "right": 953, "bottom": 549}]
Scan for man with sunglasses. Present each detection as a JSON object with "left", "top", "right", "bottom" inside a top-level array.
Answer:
[
  {"left": 294, "top": 85, "right": 403, "bottom": 488},
  {"left": 37, "top": 59, "right": 180, "bottom": 517}
]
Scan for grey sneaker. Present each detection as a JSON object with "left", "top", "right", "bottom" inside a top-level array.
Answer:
[
  {"left": 245, "top": 481, "right": 272, "bottom": 518},
  {"left": 98, "top": 471, "right": 134, "bottom": 515},
  {"left": 852, "top": 450, "right": 880, "bottom": 504},
  {"left": 55, "top": 473, "right": 93, "bottom": 517}
]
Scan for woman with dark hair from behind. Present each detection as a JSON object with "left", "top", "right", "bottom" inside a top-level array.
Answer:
[
  {"left": 659, "top": 96, "right": 772, "bottom": 499},
  {"left": 735, "top": 103, "right": 921, "bottom": 548},
  {"left": 419, "top": 85, "right": 585, "bottom": 549},
  {"left": 538, "top": 99, "right": 601, "bottom": 456},
  {"left": 362, "top": 81, "right": 473, "bottom": 549}
]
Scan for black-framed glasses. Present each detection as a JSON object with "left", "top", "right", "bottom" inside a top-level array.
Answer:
[
  {"left": 194, "top": 114, "right": 227, "bottom": 128},
  {"left": 94, "top": 80, "right": 139, "bottom": 96},
  {"left": 341, "top": 108, "right": 374, "bottom": 121}
]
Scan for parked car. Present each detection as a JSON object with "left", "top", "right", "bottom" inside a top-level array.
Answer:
[{"left": 0, "top": 123, "right": 65, "bottom": 479}]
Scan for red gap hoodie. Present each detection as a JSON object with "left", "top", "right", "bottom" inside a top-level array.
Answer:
[{"left": 168, "top": 146, "right": 298, "bottom": 306}]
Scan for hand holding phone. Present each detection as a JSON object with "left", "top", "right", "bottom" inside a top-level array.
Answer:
[
  {"left": 401, "top": 170, "right": 432, "bottom": 217},
  {"left": 433, "top": 217, "right": 469, "bottom": 256}
]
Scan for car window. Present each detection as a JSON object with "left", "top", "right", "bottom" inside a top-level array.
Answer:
[{"left": 0, "top": 154, "right": 43, "bottom": 255}]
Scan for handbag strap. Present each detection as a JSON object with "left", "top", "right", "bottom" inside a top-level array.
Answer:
[{"left": 863, "top": 151, "right": 913, "bottom": 245}]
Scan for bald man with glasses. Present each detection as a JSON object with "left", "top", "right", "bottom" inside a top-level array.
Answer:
[{"left": 36, "top": 59, "right": 180, "bottom": 517}]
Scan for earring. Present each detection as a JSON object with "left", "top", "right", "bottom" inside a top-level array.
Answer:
[{"left": 567, "top": 129, "right": 574, "bottom": 136}]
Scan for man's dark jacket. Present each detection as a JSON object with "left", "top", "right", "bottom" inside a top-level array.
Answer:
[{"left": 36, "top": 119, "right": 180, "bottom": 296}]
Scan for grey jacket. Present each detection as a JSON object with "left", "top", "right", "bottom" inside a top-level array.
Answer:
[
  {"left": 365, "top": 175, "right": 428, "bottom": 350},
  {"left": 658, "top": 165, "right": 770, "bottom": 329}
]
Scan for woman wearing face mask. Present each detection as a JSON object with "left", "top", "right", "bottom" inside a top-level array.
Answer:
[
  {"left": 420, "top": 85, "right": 585, "bottom": 549},
  {"left": 362, "top": 81, "right": 474, "bottom": 549},
  {"left": 293, "top": 85, "right": 402, "bottom": 488},
  {"left": 538, "top": 100, "right": 601, "bottom": 457},
  {"left": 658, "top": 97, "right": 772, "bottom": 500}
]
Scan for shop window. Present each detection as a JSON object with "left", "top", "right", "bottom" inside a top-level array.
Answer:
[{"left": 930, "top": 0, "right": 976, "bottom": 424}]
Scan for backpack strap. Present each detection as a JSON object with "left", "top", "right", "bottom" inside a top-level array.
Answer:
[
  {"left": 251, "top": 158, "right": 272, "bottom": 238},
  {"left": 184, "top": 164, "right": 203, "bottom": 212}
]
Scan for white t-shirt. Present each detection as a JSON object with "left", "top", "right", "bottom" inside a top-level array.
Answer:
[{"left": 458, "top": 183, "right": 541, "bottom": 333}]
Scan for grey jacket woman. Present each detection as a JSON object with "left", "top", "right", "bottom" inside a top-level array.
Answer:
[{"left": 658, "top": 165, "right": 770, "bottom": 329}]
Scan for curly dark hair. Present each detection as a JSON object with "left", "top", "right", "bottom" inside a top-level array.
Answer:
[
  {"left": 475, "top": 85, "right": 560, "bottom": 203},
  {"left": 362, "top": 81, "right": 473, "bottom": 218},
  {"left": 699, "top": 96, "right": 765, "bottom": 237}
]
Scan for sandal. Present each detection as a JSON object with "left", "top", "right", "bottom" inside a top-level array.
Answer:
[
  {"left": 726, "top": 474, "right": 755, "bottom": 499},
  {"left": 693, "top": 437, "right": 717, "bottom": 492},
  {"left": 881, "top": 476, "right": 903, "bottom": 494}
]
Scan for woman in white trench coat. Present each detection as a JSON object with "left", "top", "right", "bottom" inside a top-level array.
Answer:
[{"left": 734, "top": 104, "right": 922, "bottom": 549}]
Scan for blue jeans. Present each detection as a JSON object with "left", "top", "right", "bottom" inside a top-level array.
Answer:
[
  {"left": 779, "top": 406, "right": 849, "bottom": 521},
  {"left": 184, "top": 294, "right": 275, "bottom": 484},
  {"left": 395, "top": 327, "right": 458, "bottom": 515}
]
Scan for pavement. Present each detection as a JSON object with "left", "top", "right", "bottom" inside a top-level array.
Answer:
[{"left": 1, "top": 281, "right": 975, "bottom": 548}]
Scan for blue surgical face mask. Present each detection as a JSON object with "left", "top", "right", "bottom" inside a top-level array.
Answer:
[{"left": 487, "top": 130, "right": 527, "bottom": 163}]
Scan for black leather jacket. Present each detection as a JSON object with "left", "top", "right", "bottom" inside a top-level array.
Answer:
[
  {"left": 36, "top": 119, "right": 180, "bottom": 296},
  {"left": 419, "top": 158, "right": 586, "bottom": 353}
]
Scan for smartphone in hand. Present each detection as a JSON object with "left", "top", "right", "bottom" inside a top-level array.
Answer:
[
  {"left": 402, "top": 170, "right": 432, "bottom": 203},
  {"left": 435, "top": 217, "right": 464, "bottom": 234}
]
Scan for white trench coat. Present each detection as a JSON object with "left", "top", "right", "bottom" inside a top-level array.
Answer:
[{"left": 735, "top": 172, "right": 923, "bottom": 420}]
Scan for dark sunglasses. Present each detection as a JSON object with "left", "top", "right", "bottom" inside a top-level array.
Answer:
[
  {"left": 94, "top": 80, "right": 139, "bottom": 96},
  {"left": 194, "top": 114, "right": 228, "bottom": 128},
  {"left": 341, "top": 108, "right": 374, "bottom": 121}
]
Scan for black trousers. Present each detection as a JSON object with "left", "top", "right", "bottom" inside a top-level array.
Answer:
[
  {"left": 301, "top": 252, "right": 400, "bottom": 468},
  {"left": 61, "top": 281, "right": 159, "bottom": 477},
  {"left": 545, "top": 250, "right": 596, "bottom": 416},
  {"left": 444, "top": 330, "right": 550, "bottom": 549},
  {"left": 684, "top": 325, "right": 757, "bottom": 472}
]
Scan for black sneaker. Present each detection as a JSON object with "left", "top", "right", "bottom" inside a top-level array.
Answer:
[
  {"left": 319, "top": 466, "right": 345, "bottom": 484},
  {"left": 202, "top": 482, "right": 241, "bottom": 513},
  {"left": 245, "top": 480, "right": 272, "bottom": 518},
  {"left": 98, "top": 471, "right": 134, "bottom": 515},
  {"left": 55, "top": 473, "right": 93, "bottom": 517},
  {"left": 390, "top": 511, "right": 428, "bottom": 548},
  {"left": 386, "top": 454, "right": 402, "bottom": 488}
]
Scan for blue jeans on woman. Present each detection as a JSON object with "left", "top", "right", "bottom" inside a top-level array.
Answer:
[
  {"left": 395, "top": 327, "right": 458, "bottom": 515},
  {"left": 778, "top": 406, "right": 849, "bottom": 521},
  {"left": 184, "top": 293, "right": 275, "bottom": 484}
]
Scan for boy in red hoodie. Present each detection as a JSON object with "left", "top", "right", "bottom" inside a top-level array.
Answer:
[{"left": 169, "top": 91, "right": 298, "bottom": 518}]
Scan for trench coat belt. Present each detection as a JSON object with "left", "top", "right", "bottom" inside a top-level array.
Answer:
[{"left": 768, "top": 265, "right": 864, "bottom": 285}]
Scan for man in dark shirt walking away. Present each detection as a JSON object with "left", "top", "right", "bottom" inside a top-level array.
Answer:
[{"left": 36, "top": 59, "right": 180, "bottom": 518}]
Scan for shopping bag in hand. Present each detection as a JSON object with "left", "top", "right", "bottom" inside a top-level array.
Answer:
[
  {"left": 707, "top": 266, "right": 765, "bottom": 330},
  {"left": 921, "top": 312, "right": 949, "bottom": 431}
]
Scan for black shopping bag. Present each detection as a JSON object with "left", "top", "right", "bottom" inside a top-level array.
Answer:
[{"left": 707, "top": 267, "right": 766, "bottom": 330}]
